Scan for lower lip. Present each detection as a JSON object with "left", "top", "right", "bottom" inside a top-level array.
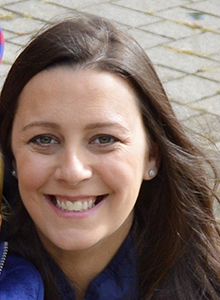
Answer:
[{"left": 44, "top": 195, "right": 107, "bottom": 219}]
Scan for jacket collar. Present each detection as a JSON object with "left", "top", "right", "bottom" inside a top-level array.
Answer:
[{"left": 55, "top": 233, "right": 138, "bottom": 300}]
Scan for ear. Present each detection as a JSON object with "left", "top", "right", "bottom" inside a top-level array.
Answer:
[{"left": 143, "top": 143, "right": 161, "bottom": 181}]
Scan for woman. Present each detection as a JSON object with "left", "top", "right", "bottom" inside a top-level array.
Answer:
[{"left": 0, "top": 13, "right": 220, "bottom": 300}]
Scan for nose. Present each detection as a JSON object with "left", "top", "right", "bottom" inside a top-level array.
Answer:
[{"left": 54, "top": 149, "right": 93, "bottom": 186}]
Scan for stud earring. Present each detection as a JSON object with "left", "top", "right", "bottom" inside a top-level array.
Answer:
[
  {"left": 11, "top": 170, "right": 17, "bottom": 178},
  {"left": 148, "top": 169, "right": 156, "bottom": 179}
]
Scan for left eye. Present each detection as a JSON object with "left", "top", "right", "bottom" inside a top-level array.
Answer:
[{"left": 92, "top": 135, "right": 117, "bottom": 145}]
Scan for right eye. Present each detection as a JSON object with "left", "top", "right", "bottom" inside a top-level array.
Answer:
[{"left": 29, "top": 135, "right": 58, "bottom": 146}]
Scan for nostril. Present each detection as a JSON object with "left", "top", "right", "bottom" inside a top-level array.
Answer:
[{"left": 54, "top": 159, "right": 93, "bottom": 186}]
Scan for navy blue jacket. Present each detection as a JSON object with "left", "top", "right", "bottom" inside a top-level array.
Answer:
[
  {"left": 0, "top": 241, "right": 44, "bottom": 300},
  {"left": 0, "top": 233, "right": 138, "bottom": 299}
]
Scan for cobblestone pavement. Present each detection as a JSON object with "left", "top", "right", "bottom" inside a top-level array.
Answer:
[{"left": 0, "top": 0, "right": 220, "bottom": 211}]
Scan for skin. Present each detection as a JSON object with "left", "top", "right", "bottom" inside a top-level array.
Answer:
[{"left": 11, "top": 67, "right": 159, "bottom": 298}]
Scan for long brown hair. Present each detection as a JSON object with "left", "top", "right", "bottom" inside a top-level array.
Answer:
[{"left": 0, "top": 13, "right": 220, "bottom": 299}]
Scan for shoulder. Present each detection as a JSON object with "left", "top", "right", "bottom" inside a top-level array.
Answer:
[{"left": 0, "top": 242, "right": 44, "bottom": 300}]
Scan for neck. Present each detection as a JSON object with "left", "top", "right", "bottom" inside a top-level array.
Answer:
[
  {"left": 39, "top": 216, "right": 133, "bottom": 298},
  {"left": 59, "top": 236, "right": 121, "bottom": 300}
]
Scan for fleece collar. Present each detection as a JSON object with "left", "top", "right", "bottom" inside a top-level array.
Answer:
[{"left": 0, "top": 241, "right": 44, "bottom": 300}]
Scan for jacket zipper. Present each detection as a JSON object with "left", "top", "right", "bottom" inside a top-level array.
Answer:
[{"left": 0, "top": 241, "right": 8, "bottom": 276}]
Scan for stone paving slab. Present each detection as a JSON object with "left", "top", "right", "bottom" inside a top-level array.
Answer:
[
  {"left": 146, "top": 46, "right": 219, "bottom": 74},
  {"left": 157, "top": 6, "right": 220, "bottom": 32},
  {"left": 189, "top": 94, "right": 220, "bottom": 116},
  {"left": 80, "top": 3, "right": 161, "bottom": 27},
  {"left": 197, "top": 66, "right": 220, "bottom": 83},
  {"left": 211, "top": 54, "right": 220, "bottom": 63},
  {"left": 169, "top": 101, "right": 202, "bottom": 121},
  {"left": 164, "top": 75, "right": 220, "bottom": 104},
  {"left": 183, "top": 1, "right": 220, "bottom": 18},
  {"left": 8, "top": 33, "right": 33, "bottom": 47},
  {"left": 46, "top": 0, "right": 109, "bottom": 10},
  {"left": 114, "top": 0, "right": 185, "bottom": 13},
  {"left": 154, "top": 65, "right": 185, "bottom": 83},
  {"left": 3, "top": 0, "right": 72, "bottom": 22},
  {"left": 127, "top": 27, "right": 172, "bottom": 49},
  {"left": 156, "top": 6, "right": 201, "bottom": 23},
  {"left": 168, "top": 32, "right": 220, "bottom": 57},
  {"left": 140, "top": 20, "right": 194, "bottom": 40},
  {"left": 0, "top": 12, "right": 44, "bottom": 35}
]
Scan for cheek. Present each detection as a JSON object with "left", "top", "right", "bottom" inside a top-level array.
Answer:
[
  {"left": 16, "top": 153, "right": 52, "bottom": 191},
  {"left": 98, "top": 150, "right": 145, "bottom": 191}
]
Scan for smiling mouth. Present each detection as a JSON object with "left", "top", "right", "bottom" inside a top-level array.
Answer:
[{"left": 49, "top": 195, "right": 106, "bottom": 212}]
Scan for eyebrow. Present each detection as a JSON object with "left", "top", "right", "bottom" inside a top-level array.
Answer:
[
  {"left": 85, "top": 122, "right": 130, "bottom": 132},
  {"left": 21, "top": 121, "right": 130, "bottom": 133},
  {"left": 21, "top": 122, "right": 60, "bottom": 132}
]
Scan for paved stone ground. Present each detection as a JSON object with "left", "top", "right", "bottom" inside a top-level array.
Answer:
[{"left": 0, "top": 0, "right": 220, "bottom": 213}]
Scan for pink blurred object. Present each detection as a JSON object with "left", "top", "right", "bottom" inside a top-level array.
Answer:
[{"left": 0, "top": 26, "right": 4, "bottom": 63}]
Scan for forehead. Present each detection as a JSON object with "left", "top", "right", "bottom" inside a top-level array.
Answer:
[{"left": 16, "top": 67, "right": 142, "bottom": 121}]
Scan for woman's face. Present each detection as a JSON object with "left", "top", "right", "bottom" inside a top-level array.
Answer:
[{"left": 11, "top": 67, "right": 158, "bottom": 253}]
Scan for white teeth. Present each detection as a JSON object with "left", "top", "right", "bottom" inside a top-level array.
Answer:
[
  {"left": 89, "top": 199, "right": 93, "bottom": 209},
  {"left": 66, "top": 201, "right": 75, "bottom": 211},
  {"left": 82, "top": 201, "right": 88, "bottom": 210},
  {"left": 55, "top": 198, "right": 96, "bottom": 212},
  {"left": 61, "top": 201, "right": 66, "bottom": 210},
  {"left": 73, "top": 201, "right": 83, "bottom": 211}
]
